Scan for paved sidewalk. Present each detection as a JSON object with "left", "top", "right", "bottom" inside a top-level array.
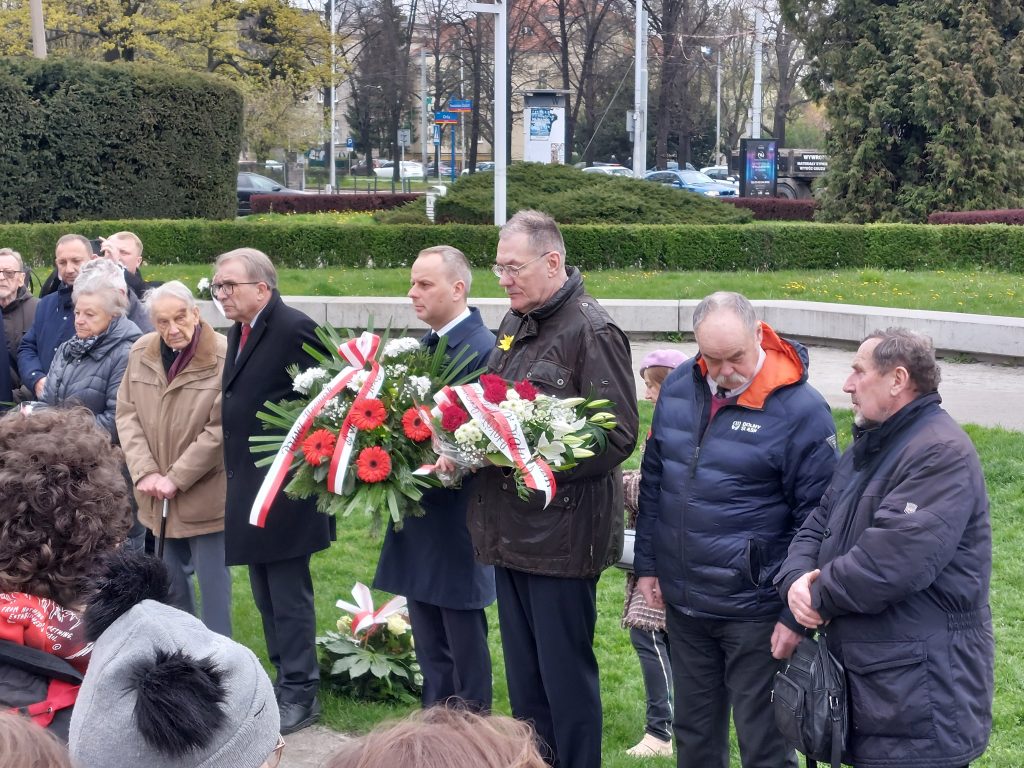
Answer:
[
  {"left": 631, "top": 340, "right": 1024, "bottom": 431},
  {"left": 280, "top": 725, "right": 349, "bottom": 768}
]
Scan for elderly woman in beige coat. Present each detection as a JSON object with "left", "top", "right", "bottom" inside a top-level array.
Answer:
[{"left": 115, "top": 281, "right": 232, "bottom": 637}]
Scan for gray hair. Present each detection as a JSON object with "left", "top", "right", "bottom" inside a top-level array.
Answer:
[
  {"left": 0, "top": 248, "right": 24, "bottom": 269},
  {"left": 55, "top": 233, "right": 92, "bottom": 258},
  {"left": 215, "top": 248, "right": 278, "bottom": 290},
  {"left": 692, "top": 291, "right": 759, "bottom": 334},
  {"left": 499, "top": 210, "right": 566, "bottom": 265},
  {"left": 865, "top": 327, "right": 941, "bottom": 393},
  {"left": 143, "top": 280, "right": 197, "bottom": 317},
  {"left": 72, "top": 259, "right": 129, "bottom": 315},
  {"left": 418, "top": 245, "right": 473, "bottom": 294}
]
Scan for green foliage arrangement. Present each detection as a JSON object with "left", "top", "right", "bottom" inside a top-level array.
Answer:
[
  {"left": 3, "top": 219, "right": 1024, "bottom": 274},
  {"left": 317, "top": 593, "right": 421, "bottom": 704},
  {"left": 377, "top": 163, "right": 753, "bottom": 226},
  {"left": 0, "top": 58, "right": 242, "bottom": 223}
]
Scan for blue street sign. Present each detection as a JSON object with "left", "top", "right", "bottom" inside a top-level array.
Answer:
[
  {"left": 434, "top": 111, "right": 458, "bottom": 124},
  {"left": 345, "top": 136, "right": 353, "bottom": 149},
  {"left": 449, "top": 98, "right": 473, "bottom": 112},
  {"left": 432, "top": 124, "right": 441, "bottom": 145}
]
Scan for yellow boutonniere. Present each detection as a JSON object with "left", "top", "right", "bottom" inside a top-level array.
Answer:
[{"left": 498, "top": 334, "right": 514, "bottom": 351}]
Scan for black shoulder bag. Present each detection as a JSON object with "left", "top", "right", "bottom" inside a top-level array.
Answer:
[{"left": 772, "top": 631, "right": 847, "bottom": 768}]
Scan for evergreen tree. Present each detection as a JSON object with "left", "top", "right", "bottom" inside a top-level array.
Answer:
[{"left": 783, "top": 0, "right": 1024, "bottom": 222}]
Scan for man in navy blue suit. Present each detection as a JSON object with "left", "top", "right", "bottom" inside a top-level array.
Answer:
[{"left": 373, "top": 245, "right": 496, "bottom": 712}]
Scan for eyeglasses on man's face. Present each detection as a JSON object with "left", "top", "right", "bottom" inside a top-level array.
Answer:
[
  {"left": 0, "top": 269, "right": 23, "bottom": 281},
  {"left": 491, "top": 252, "right": 549, "bottom": 279},
  {"left": 210, "top": 281, "right": 260, "bottom": 297}
]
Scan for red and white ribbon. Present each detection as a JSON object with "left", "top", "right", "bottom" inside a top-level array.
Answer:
[
  {"left": 336, "top": 582, "right": 407, "bottom": 635},
  {"left": 249, "top": 332, "right": 381, "bottom": 527},
  {"left": 434, "top": 383, "right": 557, "bottom": 507}
]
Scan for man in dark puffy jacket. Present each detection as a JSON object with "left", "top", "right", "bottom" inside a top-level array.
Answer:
[
  {"left": 634, "top": 291, "right": 837, "bottom": 768},
  {"left": 469, "top": 210, "right": 639, "bottom": 768},
  {"left": 777, "top": 328, "right": 993, "bottom": 768}
]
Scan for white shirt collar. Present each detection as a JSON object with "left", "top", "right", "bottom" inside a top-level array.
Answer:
[
  {"left": 434, "top": 307, "right": 471, "bottom": 338},
  {"left": 705, "top": 346, "right": 767, "bottom": 398}
]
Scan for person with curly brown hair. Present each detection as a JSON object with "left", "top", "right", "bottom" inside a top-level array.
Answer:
[
  {"left": 324, "top": 707, "right": 547, "bottom": 768},
  {"left": 0, "top": 406, "right": 133, "bottom": 742}
]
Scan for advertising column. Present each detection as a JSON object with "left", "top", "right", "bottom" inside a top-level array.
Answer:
[
  {"left": 739, "top": 138, "right": 778, "bottom": 197},
  {"left": 523, "top": 90, "right": 568, "bottom": 164}
]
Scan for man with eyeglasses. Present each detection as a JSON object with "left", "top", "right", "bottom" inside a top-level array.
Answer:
[
  {"left": 468, "top": 209, "right": 639, "bottom": 768},
  {"left": 0, "top": 248, "right": 37, "bottom": 400},
  {"left": 215, "top": 247, "right": 332, "bottom": 735}
]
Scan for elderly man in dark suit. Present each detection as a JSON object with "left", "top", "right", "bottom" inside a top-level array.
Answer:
[
  {"left": 373, "top": 245, "right": 496, "bottom": 712},
  {"left": 215, "top": 247, "right": 332, "bottom": 735}
]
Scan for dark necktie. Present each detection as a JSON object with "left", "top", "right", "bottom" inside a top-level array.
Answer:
[
  {"left": 424, "top": 331, "right": 440, "bottom": 350},
  {"left": 239, "top": 324, "right": 252, "bottom": 352},
  {"left": 715, "top": 386, "right": 729, "bottom": 399}
]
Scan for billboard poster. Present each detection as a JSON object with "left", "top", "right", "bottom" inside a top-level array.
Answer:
[{"left": 739, "top": 138, "right": 777, "bottom": 197}]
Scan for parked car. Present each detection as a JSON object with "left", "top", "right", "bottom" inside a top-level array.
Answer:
[
  {"left": 264, "top": 160, "right": 283, "bottom": 171},
  {"left": 582, "top": 164, "right": 632, "bottom": 177},
  {"left": 374, "top": 160, "right": 425, "bottom": 180},
  {"left": 236, "top": 172, "right": 308, "bottom": 216},
  {"left": 350, "top": 158, "right": 384, "bottom": 176},
  {"left": 700, "top": 165, "right": 739, "bottom": 186},
  {"left": 643, "top": 169, "right": 738, "bottom": 197},
  {"left": 461, "top": 161, "right": 496, "bottom": 175}
]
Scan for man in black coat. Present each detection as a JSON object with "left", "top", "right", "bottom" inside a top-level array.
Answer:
[
  {"left": 215, "top": 248, "right": 333, "bottom": 735},
  {"left": 373, "top": 246, "right": 496, "bottom": 712},
  {"left": 777, "top": 328, "right": 993, "bottom": 768}
]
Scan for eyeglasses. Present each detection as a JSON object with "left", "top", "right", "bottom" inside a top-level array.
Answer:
[
  {"left": 266, "top": 735, "right": 286, "bottom": 768},
  {"left": 0, "top": 270, "right": 23, "bottom": 280},
  {"left": 210, "top": 281, "right": 260, "bottom": 296},
  {"left": 491, "top": 252, "right": 548, "bottom": 279}
]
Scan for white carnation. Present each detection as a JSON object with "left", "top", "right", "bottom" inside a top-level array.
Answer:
[
  {"left": 381, "top": 337, "right": 421, "bottom": 359},
  {"left": 454, "top": 421, "right": 484, "bottom": 446},
  {"left": 500, "top": 398, "right": 534, "bottom": 420},
  {"left": 292, "top": 367, "right": 328, "bottom": 395},
  {"left": 347, "top": 370, "right": 370, "bottom": 392}
]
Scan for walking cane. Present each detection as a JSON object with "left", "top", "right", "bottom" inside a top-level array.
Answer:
[{"left": 156, "top": 498, "right": 169, "bottom": 559}]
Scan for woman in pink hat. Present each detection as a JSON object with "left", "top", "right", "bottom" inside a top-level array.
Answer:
[{"left": 622, "top": 348, "right": 687, "bottom": 758}]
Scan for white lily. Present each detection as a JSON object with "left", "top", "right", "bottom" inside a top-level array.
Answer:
[{"left": 535, "top": 433, "right": 567, "bottom": 463}]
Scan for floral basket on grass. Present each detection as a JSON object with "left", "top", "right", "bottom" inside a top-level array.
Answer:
[
  {"left": 316, "top": 583, "right": 421, "bottom": 704},
  {"left": 427, "top": 373, "right": 618, "bottom": 505},
  {"left": 249, "top": 327, "right": 480, "bottom": 531}
]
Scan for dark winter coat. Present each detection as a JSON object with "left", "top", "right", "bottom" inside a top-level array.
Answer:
[
  {"left": 42, "top": 315, "right": 142, "bottom": 440},
  {"left": 634, "top": 324, "right": 837, "bottom": 628},
  {"left": 776, "top": 392, "right": 993, "bottom": 768},
  {"left": 3, "top": 287, "right": 38, "bottom": 395},
  {"left": 468, "top": 268, "right": 640, "bottom": 578},
  {"left": 221, "top": 291, "right": 334, "bottom": 566},
  {"left": 18, "top": 284, "right": 152, "bottom": 394},
  {"left": 374, "top": 309, "right": 497, "bottom": 609}
]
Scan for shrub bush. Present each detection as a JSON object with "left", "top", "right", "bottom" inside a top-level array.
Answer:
[
  {"left": 251, "top": 193, "right": 420, "bottom": 215},
  {"left": 0, "top": 58, "right": 242, "bottom": 223},
  {"left": 2, "top": 220, "right": 1021, "bottom": 273},
  {"left": 421, "top": 163, "right": 752, "bottom": 225},
  {"left": 721, "top": 198, "right": 818, "bottom": 221},
  {"left": 928, "top": 209, "right": 1024, "bottom": 225}
]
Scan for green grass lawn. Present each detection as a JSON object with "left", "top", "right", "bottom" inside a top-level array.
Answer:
[
  {"left": 145, "top": 265, "right": 1024, "bottom": 318},
  {"left": 229, "top": 404, "right": 1024, "bottom": 766}
]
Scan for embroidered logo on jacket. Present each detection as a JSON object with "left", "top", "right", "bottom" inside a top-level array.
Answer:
[{"left": 731, "top": 421, "right": 761, "bottom": 434}]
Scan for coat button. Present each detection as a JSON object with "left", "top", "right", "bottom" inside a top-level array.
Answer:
[
  {"left": 501, "top": 483, "right": 508, "bottom": 490},
  {"left": 556, "top": 378, "right": 564, "bottom": 385},
  {"left": 823, "top": 528, "right": 831, "bottom": 538},
  {"left": 227, "top": 470, "right": 234, "bottom": 479},
  {"left": 223, "top": 431, "right": 230, "bottom": 439},
  {"left": 224, "top": 391, "right": 232, "bottom": 398}
]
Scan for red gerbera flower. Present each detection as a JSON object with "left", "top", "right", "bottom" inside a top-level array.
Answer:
[
  {"left": 513, "top": 379, "right": 539, "bottom": 401},
  {"left": 301, "top": 429, "right": 337, "bottom": 466},
  {"left": 350, "top": 398, "right": 387, "bottom": 430},
  {"left": 440, "top": 402, "right": 470, "bottom": 431},
  {"left": 480, "top": 373, "right": 508, "bottom": 404},
  {"left": 401, "top": 408, "right": 432, "bottom": 442},
  {"left": 356, "top": 446, "right": 392, "bottom": 483}
]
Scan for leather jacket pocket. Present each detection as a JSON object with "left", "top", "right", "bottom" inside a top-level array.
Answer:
[
  {"left": 525, "top": 360, "right": 573, "bottom": 393},
  {"left": 843, "top": 641, "right": 934, "bottom": 739}
]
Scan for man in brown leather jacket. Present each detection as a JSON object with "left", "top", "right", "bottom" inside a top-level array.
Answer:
[{"left": 469, "top": 209, "right": 639, "bottom": 768}]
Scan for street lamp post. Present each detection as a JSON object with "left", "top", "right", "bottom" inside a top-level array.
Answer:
[
  {"left": 701, "top": 45, "right": 722, "bottom": 166},
  {"left": 468, "top": 0, "right": 507, "bottom": 225},
  {"left": 328, "top": 0, "right": 337, "bottom": 192}
]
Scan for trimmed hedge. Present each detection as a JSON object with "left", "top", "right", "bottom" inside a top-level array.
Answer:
[
  {"left": 2, "top": 220, "right": 1023, "bottom": 273},
  {"left": 928, "top": 209, "right": 1024, "bottom": 225},
  {"left": 721, "top": 198, "right": 818, "bottom": 221},
  {"left": 0, "top": 58, "right": 242, "bottom": 223},
  {"left": 251, "top": 193, "right": 421, "bottom": 215}
]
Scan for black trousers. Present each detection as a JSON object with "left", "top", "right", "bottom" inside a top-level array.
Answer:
[
  {"left": 494, "top": 566, "right": 602, "bottom": 768},
  {"left": 665, "top": 607, "right": 797, "bottom": 768},
  {"left": 248, "top": 554, "right": 319, "bottom": 704},
  {"left": 406, "top": 599, "right": 492, "bottom": 712}
]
